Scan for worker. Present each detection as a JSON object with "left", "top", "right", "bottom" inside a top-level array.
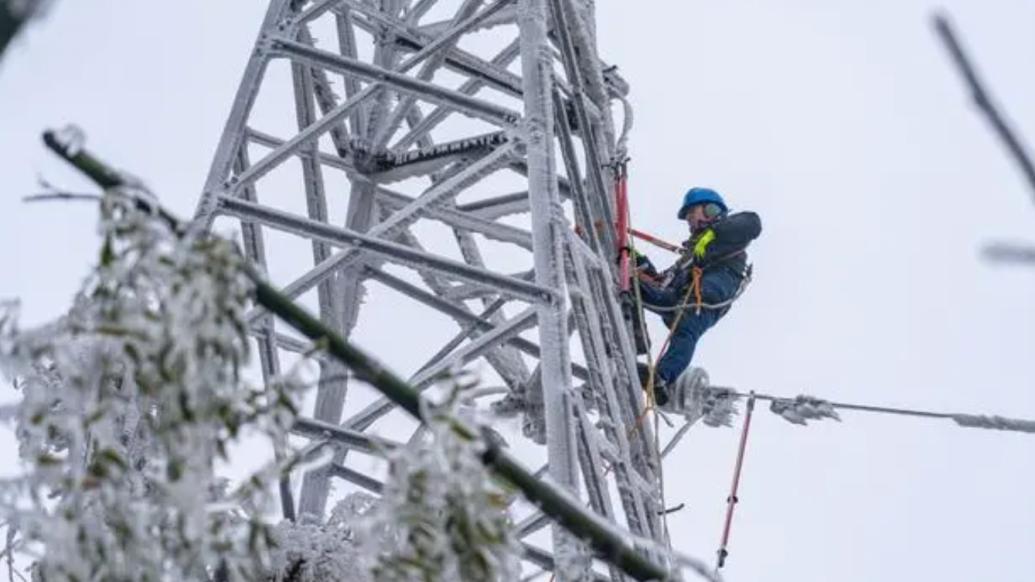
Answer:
[{"left": 635, "top": 187, "right": 761, "bottom": 409}]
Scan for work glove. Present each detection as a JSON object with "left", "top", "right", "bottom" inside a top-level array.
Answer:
[
  {"left": 631, "top": 249, "right": 659, "bottom": 278},
  {"left": 691, "top": 229, "right": 716, "bottom": 261}
]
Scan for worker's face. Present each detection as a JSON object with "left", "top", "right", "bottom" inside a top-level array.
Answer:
[{"left": 685, "top": 205, "right": 710, "bottom": 232}]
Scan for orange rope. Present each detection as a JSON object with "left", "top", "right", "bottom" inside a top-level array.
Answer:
[
  {"left": 628, "top": 281, "right": 697, "bottom": 440},
  {"left": 690, "top": 266, "right": 704, "bottom": 313}
]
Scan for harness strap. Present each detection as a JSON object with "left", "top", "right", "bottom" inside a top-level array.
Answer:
[{"left": 690, "top": 266, "right": 704, "bottom": 314}]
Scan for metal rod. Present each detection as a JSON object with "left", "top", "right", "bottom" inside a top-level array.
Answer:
[{"left": 716, "top": 392, "right": 756, "bottom": 570}]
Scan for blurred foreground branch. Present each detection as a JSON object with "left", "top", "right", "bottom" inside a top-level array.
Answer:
[
  {"left": 0, "top": 1, "right": 49, "bottom": 59},
  {"left": 933, "top": 13, "right": 1035, "bottom": 202},
  {"left": 0, "top": 3, "right": 24, "bottom": 56},
  {"left": 41, "top": 128, "right": 687, "bottom": 582},
  {"left": 982, "top": 242, "right": 1035, "bottom": 266}
]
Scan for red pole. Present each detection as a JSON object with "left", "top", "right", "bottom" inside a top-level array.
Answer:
[
  {"left": 615, "top": 163, "right": 631, "bottom": 292},
  {"left": 628, "top": 228, "right": 682, "bottom": 254},
  {"left": 717, "top": 392, "right": 757, "bottom": 569}
]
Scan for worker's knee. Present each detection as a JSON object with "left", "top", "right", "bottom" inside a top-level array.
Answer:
[{"left": 675, "top": 312, "right": 717, "bottom": 339}]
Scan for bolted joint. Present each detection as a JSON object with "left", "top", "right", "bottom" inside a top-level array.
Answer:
[{"left": 539, "top": 287, "right": 565, "bottom": 306}]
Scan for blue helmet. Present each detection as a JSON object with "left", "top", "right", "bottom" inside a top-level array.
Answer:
[{"left": 677, "top": 187, "right": 727, "bottom": 220}]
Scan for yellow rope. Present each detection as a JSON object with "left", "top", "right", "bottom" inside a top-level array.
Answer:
[{"left": 623, "top": 192, "right": 701, "bottom": 544}]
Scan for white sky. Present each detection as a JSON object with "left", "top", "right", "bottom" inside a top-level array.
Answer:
[{"left": 2, "top": 1, "right": 1034, "bottom": 581}]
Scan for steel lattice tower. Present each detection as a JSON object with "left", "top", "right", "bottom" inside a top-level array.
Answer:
[{"left": 195, "top": 0, "right": 669, "bottom": 577}]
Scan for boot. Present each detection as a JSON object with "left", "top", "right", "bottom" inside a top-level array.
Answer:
[
  {"left": 637, "top": 362, "right": 671, "bottom": 407},
  {"left": 622, "top": 294, "right": 651, "bottom": 355}
]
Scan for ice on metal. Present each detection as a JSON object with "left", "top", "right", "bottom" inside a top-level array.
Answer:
[{"left": 769, "top": 395, "right": 843, "bottom": 426}]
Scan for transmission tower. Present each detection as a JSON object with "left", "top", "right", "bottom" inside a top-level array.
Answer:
[{"left": 195, "top": 0, "right": 668, "bottom": 577}]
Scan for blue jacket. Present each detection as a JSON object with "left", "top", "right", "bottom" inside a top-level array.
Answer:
[{"left": 664, "top": 211, "right": 760, "bottom": 302}]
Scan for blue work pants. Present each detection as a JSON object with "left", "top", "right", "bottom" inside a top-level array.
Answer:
[{"left": 638, "top": 268, "right": 741, "bottom": 384}]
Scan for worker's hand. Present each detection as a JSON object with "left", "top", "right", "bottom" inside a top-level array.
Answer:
[
  {"left": 627, "top": 248, "right": 658, "bottom": 278},
  {"left": 691, "top": 228, "right": 716, "bottom": 260}
]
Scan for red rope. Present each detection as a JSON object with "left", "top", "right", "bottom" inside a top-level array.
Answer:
[{"left": 717, "top": 392, "right": 757, "bottom": 569}]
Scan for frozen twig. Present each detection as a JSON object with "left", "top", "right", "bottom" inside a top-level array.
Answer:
[{"left": 933, "top": 12, "right": 1035, "bottom": 202}]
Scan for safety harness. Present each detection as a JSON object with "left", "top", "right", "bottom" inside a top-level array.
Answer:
[
  {"left": 635, "top": 239, "right": 754, "bottom": 316},
  {"left": 607, "top": 161, "right": 758, "bottom": 556}
]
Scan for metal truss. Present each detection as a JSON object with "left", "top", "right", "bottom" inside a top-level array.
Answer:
[{"left": 196, "top": 0, "right": 667, "bottom": 579}]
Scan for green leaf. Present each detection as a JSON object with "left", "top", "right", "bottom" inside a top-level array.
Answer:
[{"left": 100, "top": 234, "right": 115, "bottom": 267}]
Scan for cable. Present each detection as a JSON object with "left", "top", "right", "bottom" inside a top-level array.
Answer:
[{"left": 709, "top": 388, "right": 1035, "bottom": 435}]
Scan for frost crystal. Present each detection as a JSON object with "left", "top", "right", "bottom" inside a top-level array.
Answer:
[
  {"left": 769, "top": 395, "right": 842, "bottom": 426},
  {"left": 359, "top": 387, "right": 522, "bottom": 582},
  {"left": 0, "top": 194, "right": 301, "bottom": 581},
  {"left": 264, "top": 494, "right": 374, "bottom": 582}
]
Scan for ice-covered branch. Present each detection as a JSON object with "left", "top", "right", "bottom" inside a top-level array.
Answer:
[{"left": 0, "top": 187, "right": 304, "bottom": 579}]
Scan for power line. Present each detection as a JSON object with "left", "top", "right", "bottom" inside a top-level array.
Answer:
[{"left": 711, "top": 387, "right": 1035, "bottom": 435}]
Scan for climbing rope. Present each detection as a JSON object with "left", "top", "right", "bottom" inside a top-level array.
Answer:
[
  {"left": 716, "top": 392, "right": 756, "bottom": 571},
  {"left": 638, "top": 268, "right": 753, "bottom": 313},
  {"left": 616, "top": 159, "right": 681, "bottom": 544},
  {"left": 625, "top": 225, "right": 755, "bottom": 314}
]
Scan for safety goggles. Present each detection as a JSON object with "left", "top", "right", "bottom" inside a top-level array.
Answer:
[{"left": 686, "top": 203, "right": 725, "bottom": 221}]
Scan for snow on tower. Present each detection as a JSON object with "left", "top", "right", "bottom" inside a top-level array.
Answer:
[{"left": 195, "top": 0, "right": 666, "bottom": 577}]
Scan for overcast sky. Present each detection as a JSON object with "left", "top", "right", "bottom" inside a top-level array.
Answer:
[{"left": 2, "top": 1, "right": 1034, "bottom": 581}]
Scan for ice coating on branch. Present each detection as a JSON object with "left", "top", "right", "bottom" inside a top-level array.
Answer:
[
  {"left": 0, "top": 195, "right": 304, "bottom": 580},
  {"left": 263, "top": 493, "right": 375, "bottom": 582},
  {"left": 769, "top": 395, "right": 842, "bottom": 426},
  {"left": 358, "top": 385, "right": 522, "bottom": 582},
  {"left": 49, "top": 124, "right": 85, "bottom": 156}
]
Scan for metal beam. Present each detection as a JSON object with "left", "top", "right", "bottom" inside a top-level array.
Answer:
[
  {"left": 364, "top": 269, "right": 590, "bottom": 381},
  {"left": 519, "top": 0, "right": 585, "bottom": 577},
  {"left": 292, "top": 416, "right": 401, "bottom": 454},
  {"left": 233, "top": 145, "right": 530, "bottom": 315},
  {"left": 329, "top": 464, "right": 385, "bottom": 494},
  {"left": 375, "top": 187, "right": 533, "bottom": 249},
  {"left": 371, "top": 0, "right": 516, "bottom": 149},
  {"left": 219, "top": 195, "right": 551, "bottom": 307},
  {"left": 340, "top": 0, "right": 524, "bottom": 99},
  {"left": 342, "top": 306, "right": 538, "bottom": 432},
  {"left": 272, "top": 38, "right": 520, "bottom": 126},
  {"left": 393, "top": 38, "right": 522, "bottom": 151}
]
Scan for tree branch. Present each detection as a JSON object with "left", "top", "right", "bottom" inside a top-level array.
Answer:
[
  {"left": 982, "top": 242, "right": 1035, "bottom": 266},
  {"left": 933, "top": 12, "right": 1035, "bottom": 203},
  {"left": 0, "top": 3, "right": 24, "bottom": 58}
]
